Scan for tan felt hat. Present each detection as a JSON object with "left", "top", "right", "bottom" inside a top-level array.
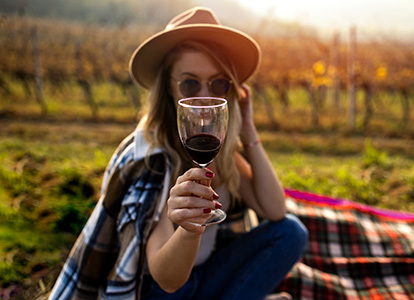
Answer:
[{"left": 129, "top": 6, "right": 261, "bottom": 89}]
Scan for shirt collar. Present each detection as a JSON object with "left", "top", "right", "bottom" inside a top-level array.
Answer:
[{"left": 134, "top": 128, "right": 162, "bottom": 161}]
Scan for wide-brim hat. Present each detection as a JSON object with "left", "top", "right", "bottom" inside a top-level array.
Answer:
[{"left": 129, "top": 6, "right": 261, "bottom": 89}]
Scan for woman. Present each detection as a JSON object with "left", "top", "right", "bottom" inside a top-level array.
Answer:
[{"left": 49, "top": 7, "right": 308, "bottom": 300}]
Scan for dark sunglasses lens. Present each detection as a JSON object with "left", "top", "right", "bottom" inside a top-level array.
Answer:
[
  {"left": 180, "top": 79, "right": 201, "bottom": 97},
  {"left": 211, "top": 79, "right": 231, "bottom": 96}
]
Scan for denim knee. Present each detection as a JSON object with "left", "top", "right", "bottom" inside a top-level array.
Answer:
[
  {"left": 269, "top": 214, "right": 308, "bottom": 259},
  {"left": 285, "top": 213, "right": 308, "bottom": 251}
]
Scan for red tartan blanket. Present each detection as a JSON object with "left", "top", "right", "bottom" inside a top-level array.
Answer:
[{"left": 276, "top": 189, "right": 414, "bottom": 300}]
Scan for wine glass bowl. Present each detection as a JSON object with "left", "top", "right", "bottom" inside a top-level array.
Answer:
[
  {"left": 177, "top": 97, "right": 228, "bottom": 168},
  {"left": 177, "top": 97, "right": 229, "bottom": 226}
]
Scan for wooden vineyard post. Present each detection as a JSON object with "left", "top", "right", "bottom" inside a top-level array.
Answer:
[
  {"left": 75, "top": 42, "right": 98, "bottom": 118},
  {"left": 401, "top": 89, "right": 410, "bottom": 127},
  {"left": 332, "top": 32, "right": 341, "bottom": 114},
  {"left": 32, "top": 25, "right": 47, "bottom": 115},
  {"left": 347, "top": 26, "right": 357, "bottom": 129}
]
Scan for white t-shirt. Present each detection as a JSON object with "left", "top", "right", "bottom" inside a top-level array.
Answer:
[{"left": 194, "top": 185, "right": 230, "bottom": 266}]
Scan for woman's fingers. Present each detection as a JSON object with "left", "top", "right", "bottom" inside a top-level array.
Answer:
[
  {"left": 238, "top": 83, "right": 251, "bottom": 102},
  {"left": 176, "top": 167, "right": 214, "bottom": 185},
  {"left": 171, "top": 169, "right": 218, "bottom": 201},
  {"left": 169, "top": 194, "right": 217, "bottom": 209},
  {"left": 168, "top": 207, "right": 212, "bottom": 223},
  {"left": 167, "top": 168, "right": 222, "bottom": 228},
  {"left": 167, "top": 206, "right": 214, "bottom": 229}
]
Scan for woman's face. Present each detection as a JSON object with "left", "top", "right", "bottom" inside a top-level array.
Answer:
[{"left": 169, "top": 50, "right": 229, "bottom": 105}]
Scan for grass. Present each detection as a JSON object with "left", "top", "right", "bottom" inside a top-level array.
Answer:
[
  {"left": 0, "top": 134, "right": 112, "bottom": 297},
  {"left": 269, "top": 148, "right": 414, "bottom": 212},
  {"left": 1, "top": 122, "right": 414, "bottom": 294},
  {"left": 0, "top": 76, "right": 413, "bottom": 298}
]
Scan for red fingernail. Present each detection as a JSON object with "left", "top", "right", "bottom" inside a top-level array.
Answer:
[
  {"left": 205, "top": 171, "right": 214, "bottom": 178},
  {"left": 215, "top": 202, "right": 222, "bottom": 209},
  {"left": 240, "top": 89, "right": 247, "bottom": 98},
  {"left": 213, "top": 193, "right": 219, "bottom": 200},
  {"left": 203, "top": 208, "right": 211, "bottom": 214}
]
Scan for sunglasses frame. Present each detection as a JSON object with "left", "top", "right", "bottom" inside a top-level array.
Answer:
[{"left": 172, "top": 77, "right": 233, "bottom": 98}]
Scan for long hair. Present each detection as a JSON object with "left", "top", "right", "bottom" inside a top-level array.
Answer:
[{"left": 137, "top": 40, "right": 243, "bottom": 200}]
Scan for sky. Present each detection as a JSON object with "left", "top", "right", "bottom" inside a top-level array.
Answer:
[{"left": 236, "top": 0, "right": 414, "bottom": 39}]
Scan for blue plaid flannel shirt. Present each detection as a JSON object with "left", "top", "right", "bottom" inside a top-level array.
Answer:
[{"left": 49, "top": 129, "right": 171, "bottom": 300}]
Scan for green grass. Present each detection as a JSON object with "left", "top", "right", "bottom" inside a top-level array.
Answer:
[
  {"left": 1, "top": 125, "right": 414, "bottom": 294},
  {"left": 268, "top": 149, "right": 414, "bottom": 212},
  {"left": 0, "top": 75, "right": 144, "bottom": 123},
  {"left": 0, "top": 75, "right": 413, "bottom": 297},
  {"left": 0, "top": 135, "right": 114, "bottom": 291}
]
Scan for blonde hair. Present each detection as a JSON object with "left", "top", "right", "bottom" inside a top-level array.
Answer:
[{"left": 137, "top": 41, "right": 243, "bottom": 200}]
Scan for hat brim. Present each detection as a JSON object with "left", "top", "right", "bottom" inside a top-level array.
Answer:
[{"left": 129, "top": 24, "right": 261, "bottom": 89}]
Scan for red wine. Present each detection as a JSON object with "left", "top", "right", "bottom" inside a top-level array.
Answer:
[{"left": 184, "top": 133, "right": 221, "bottom": 166}]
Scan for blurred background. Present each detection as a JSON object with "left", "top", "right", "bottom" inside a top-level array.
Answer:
[{"left": 0, "top": 0, "right": 413, "bottom": 299}]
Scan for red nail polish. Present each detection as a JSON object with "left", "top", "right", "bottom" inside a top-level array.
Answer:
[
  {"left": 203, "top": 208, "right": 211, "bottom": 214},
  {"left": 213, "top": 193, "right": 219, "bottom": 200},
  {"left": 215, "top": 202, "right": 222, "bottom": 209},
  {"left": 205, "top": 171, "right": 214, "bottom": 178}
]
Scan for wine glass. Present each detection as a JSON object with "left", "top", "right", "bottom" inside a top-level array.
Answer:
[{"left": 177, "top": 97, "right": 229, "bottom": 226}]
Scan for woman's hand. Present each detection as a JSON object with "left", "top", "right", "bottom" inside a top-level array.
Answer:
[
  {"left": 238, "top": 84, "right": 254, "bottom": 128},
  {"left": 167, "top": 168, "right": 221, "bottom": 233},
  {"left": 238, "top": 83, "right": 259, "bottom": 145}
]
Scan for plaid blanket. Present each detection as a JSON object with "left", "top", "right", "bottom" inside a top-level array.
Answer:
[{"left": 276, "top": 189, "right": 414, "bottom": 300}]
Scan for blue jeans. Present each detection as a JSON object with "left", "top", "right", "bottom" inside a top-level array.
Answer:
[{"left": 141, "top": 214, "right": 308, "bottom": 300}]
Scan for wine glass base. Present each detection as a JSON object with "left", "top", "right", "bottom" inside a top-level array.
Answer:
[{"left": 184, "top": 209, "right": 227, "bottom": 227}]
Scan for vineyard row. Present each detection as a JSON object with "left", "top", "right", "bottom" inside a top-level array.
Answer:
[{"left": 1, "top": 16, "right": 413, "bottom": 128}]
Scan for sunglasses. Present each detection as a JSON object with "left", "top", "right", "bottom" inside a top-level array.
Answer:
[{"left": 173, "top": 78, "right": 232, "bottom": 98}]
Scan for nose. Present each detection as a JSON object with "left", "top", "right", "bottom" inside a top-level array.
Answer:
[{"left": 198, "top": 82, "right": 211, "bottom": 97}]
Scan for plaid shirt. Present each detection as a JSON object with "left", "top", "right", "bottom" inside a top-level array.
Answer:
[{"left": 49, "top": 130, "right": 171, "bottom": 300}]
